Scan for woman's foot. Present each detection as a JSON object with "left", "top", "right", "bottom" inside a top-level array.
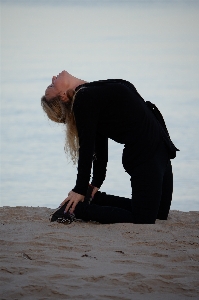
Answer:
[{"left": 50, "top": 203, "right": 76, "bottom": 224}]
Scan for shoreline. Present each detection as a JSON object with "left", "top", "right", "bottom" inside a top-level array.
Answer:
[{"left": 0, "top": 207, "right": 199, "bottom": 299}]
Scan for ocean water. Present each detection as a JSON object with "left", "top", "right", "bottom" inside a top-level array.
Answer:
[{"left": 1, "top": 0, "right": 199, "bottom": 211}]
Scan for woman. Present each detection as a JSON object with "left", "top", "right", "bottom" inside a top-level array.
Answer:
[{"left": 41, "top": 70, "right": 179, "bottom": 224}]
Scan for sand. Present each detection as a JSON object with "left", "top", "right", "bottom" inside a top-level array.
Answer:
[{"left": 0, "top": 207, "right": 199, "bottom": 300}]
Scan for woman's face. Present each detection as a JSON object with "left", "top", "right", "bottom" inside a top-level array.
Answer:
[{"left": 45, "top": 70, "right": 68, "bottom": 100}]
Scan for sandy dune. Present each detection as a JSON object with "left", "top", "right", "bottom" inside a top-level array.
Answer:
[{"left": 0, "top": 207, "right": 199, "bottom": 299}]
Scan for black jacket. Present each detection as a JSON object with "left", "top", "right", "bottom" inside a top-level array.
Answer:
[{"left": 72, "top": 79, "right": 178, "bottom": 195}]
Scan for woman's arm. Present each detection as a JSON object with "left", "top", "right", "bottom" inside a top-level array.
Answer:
[
  {"left": 62, "top": 88, "right": 100, "bottom": 213},
  {"left": 72, "top": 88, "right": 101, "bottom": 196},
  {"left": 91, "top": 133, "right": 108, "bottom": 188}
]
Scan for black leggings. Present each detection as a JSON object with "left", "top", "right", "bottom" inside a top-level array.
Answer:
[{"left": 75, "top": 142, "right": 173, "bottom": 224}]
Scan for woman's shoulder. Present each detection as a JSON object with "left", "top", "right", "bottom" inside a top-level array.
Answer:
[
  {"left": 75, "top": 79, "right": 138, "bottom": 94},
  {"left": 76, "top": 79, "right": 131, "bottom": 88}
]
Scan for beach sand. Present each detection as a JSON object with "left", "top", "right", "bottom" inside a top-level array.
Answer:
[{"left": 0, "top": 207, "right": 199, "bottom": 300}]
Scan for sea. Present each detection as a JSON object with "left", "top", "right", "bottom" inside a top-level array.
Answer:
[{"left": 1, "top": 0, "right": 199, "bottom": 211}]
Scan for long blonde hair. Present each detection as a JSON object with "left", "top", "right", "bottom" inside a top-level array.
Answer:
[{"left": 41, "top": 89, "right": 79, "bottom": 164}]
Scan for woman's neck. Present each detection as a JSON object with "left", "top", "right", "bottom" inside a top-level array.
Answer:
[
  {"left": 73, "top": 78, "right": 88, "bottom": 90},
  {"left": 66, "top": 72, "right": 88, "bottom": 90}
]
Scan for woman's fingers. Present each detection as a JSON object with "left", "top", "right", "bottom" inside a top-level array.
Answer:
[
  {"left": 61, "top": 191, "right": 85, "bottom": 214},
  {"left": 60, "top": 196, "right": 69, "bottom": 207},
  {"left": 69, "top": 200, "right": 79, "bottom": 214},
  {"left": 59, "top": 190, "right": 73, "bottom": 207},
  {"left": 65, "top": 199, "right": 73, "bottom": 213},
  {"left": 91, "top": 187, "right": 99, "bottom": 198},
  {"left": 65, "top": 198, "right": 80, "bottom": 214}
]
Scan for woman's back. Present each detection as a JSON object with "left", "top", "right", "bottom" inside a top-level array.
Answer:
[{"left": 74, "top": 79, "right": 162, "bottom": 160}]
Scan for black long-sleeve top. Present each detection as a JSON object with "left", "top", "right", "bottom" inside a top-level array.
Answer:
[{"left": 72, "top": 79, "right": 166, "bottom": 196}]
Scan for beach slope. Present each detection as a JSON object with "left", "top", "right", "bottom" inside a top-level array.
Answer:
[{"left": 0, "top": 207, "right": 199, "bottom": 300}]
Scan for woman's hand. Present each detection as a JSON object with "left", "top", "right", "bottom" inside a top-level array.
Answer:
[
  {"left": 60, "top": 191, "right": 85, "bottom": 214},
  {"left": 91, "top": 186, "right": 99, "bottom": 198}
]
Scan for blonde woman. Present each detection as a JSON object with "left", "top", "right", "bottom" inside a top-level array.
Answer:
[{"left": 41, "top": 70, "right": 179, "bottom": 224}]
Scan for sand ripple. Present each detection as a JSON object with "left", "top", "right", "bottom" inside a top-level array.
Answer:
[{"left": 0, "top": 207, "right": 199, "bottom": 299}]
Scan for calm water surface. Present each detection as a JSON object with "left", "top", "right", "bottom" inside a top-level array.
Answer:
[{"left": 1, "top": 0, "right": 199, "bottom": 211}]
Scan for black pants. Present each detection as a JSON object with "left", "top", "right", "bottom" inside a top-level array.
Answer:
[{"left": 75, "top": 142, "right": 173, "bottom": 224}]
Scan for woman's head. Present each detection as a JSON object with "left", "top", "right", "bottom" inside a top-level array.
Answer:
[
  {"left": 41, "top": 90, "right": 75, "bottom": 124},
  {"left": 41, "top": 70, "right": 84, "bottom": 123},
  {"left": 41, "top": 70, "right": 73, "bottom": 123},
  {"left": 41, "top": 71, "right": 79, "bottom": 163},
  {"left": 45, "top": 70, "right": 69, "bottom": 102}
]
